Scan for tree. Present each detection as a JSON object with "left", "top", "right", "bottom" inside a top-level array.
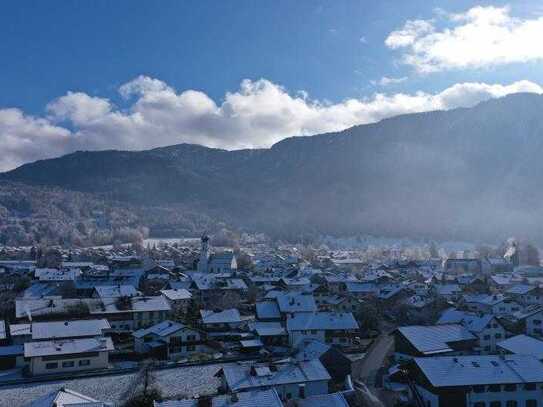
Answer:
[
  {"left": 522, "top": 243, "right": 540, "bottom": 266},
  {"left": 355, "top": 303, "right": 381, "bottom": 333},
  {"left": 122, "top": 360, "right": 162, "bottom": 407},
  {"left": 428, "top": 242, "right": 439, "bottom": 259},
  {"left": 37, "top": 248, "right": 62, "bottom": 268}
]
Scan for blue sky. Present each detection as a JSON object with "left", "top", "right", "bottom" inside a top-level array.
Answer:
[{"left": 1, "top": 0, "right": 543, "bottom": 170}]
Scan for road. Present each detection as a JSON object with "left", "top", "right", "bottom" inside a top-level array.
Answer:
[{"left": 355, "top": 333, "right": 394, "bottom": 384}]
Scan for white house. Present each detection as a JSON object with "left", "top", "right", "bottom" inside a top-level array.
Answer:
[
  {"left": 437, "top": 309, "right": 506, "bottom": 353},
  {"left": 410, "top": 355, "right": 543, "bottom": 407},
  {"left": 217, "top": 360, "right": 330, "bottom": 401},
  {"left": 286, "top": 312, "right": 359, "bottom": 347},
  {"left": 24, "top": 337, "right": 114, "bottom": 376},
  {"left": 133, "top": 320, "right": 205, "bottom": 359}
]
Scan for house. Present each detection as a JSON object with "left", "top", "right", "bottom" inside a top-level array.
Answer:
[
  {"left": 286, "top": 312, "right": 359, "bottom": 347},
  {"left": 24, "top": 336, "right": 114, "bottom": 376},
  {"left": 256, "top": 301, "right": 281, "bottom": 322},
  {"left": 154, "top": 389, "right": 284, "bottom": 407},
  {"left": 29, "top": 319, "right": 111, "bottom": 341},
  {"left": 462, "top": 293, "right": 522, "bottom": 316},
  {"left": 342, "top": 282, "right": 377, "bottom": 299},
  {"left": 161, "top": 288, "right": 193, "bottom": 314},
  {"left": 444, "top": 258, "right": 482, "bottom": 274},
  {"left": 133, "top": 320, "right": 205, "bottom": 359},
  {"left": 214, "top": 389, "right": 283, "bottom": 407},
  {"left": 29, "top": 387, "right": 112, "bottom": 407},
  {"left": 409, "top": 355, "right": 543, "bottom": 407},
  {"left": 250, "top": 322, "right": 288, "bottom": 347},
  {"left": 498, "top": 334, "right": 543, "bottom": 360},
  {"left": 506, "top": 285, "right": 543, "bottom": 307},
  {"left": 437, "top": 309, "right": 506, "bottom": 353},
  {"left": 275, "top": 293, "right": 317, "bottom": 317},
  {"left": 295, "top": 339, "right": 353, "bottom": 384},
  {"left": 200, "top": 309, "right": 244, "bottom": 335},
  {"left": 189, "top": 273, "right": 247, "bottom": 304},
  {"left": 217, "top": 359, "right": 330, "bottom": 401},
  {"left": 89, "top": 296, "right": 171, "bottom": 332},
  {"left": 0, "top": 320, "right": 7, "bottom": 346},
  {"left": 279, "top": 277, "right": 312, "bottom": 292},
  {"left": 525, "top": 307, "right": 543, "bottom": 338},
  {"left": 93, "top": 285, "right": 139, "bottom": 299},
  {"left": 297, "top": 392, "right": 350, "bottom": 407},
  {"left": 394, "top": 325, "right": 477, "bottom": 361}
]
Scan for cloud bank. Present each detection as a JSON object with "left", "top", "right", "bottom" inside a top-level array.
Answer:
[
  {"left": 386, "top": 6, "right": 543, "bottom": 72},
  {"left": 0, "top": 76, "right": 542, "bottom": 171}
]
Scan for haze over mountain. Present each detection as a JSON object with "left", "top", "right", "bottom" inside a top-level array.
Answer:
[{"left": 3, "top": 93, "right": 543, "bottom": 243}]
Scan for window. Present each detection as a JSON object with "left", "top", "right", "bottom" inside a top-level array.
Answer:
[
  {"left": 524, "top": 383, "right": 536, "bottom": 391},
  {"left": 490, "top": 402, "right": 501, "bottom": 407},
  {"left": 484, "top": 335, "right": 491, "bottom": 340},
  {"left": 488, "top": 384, "right": 501, "bottom": 392},
  {"left": 311, "top": 330, "right": 318, "bottom": 334},
  {"left": 62, "top": 361, "right": 74, "bottom": 368},
  {"left": 473, "top": 385, "right": 485, "bottom": 393},
  {"left": 504, "top": 384, "right": 516, "bottom": 392},
  {"left": 506, "top": 401, "right": 517, "bottom": 407},
  {"left": 79, "top": 360, "right": 91, "bottom": 366},
  {"left": 526, "top": 401, "right": 537, "bottom": 407},
  {"left": 474, "top": 401, "right": 486, "bottom": 407},
  {"left": 45, "top": 362, "right": 58, "bottom": 370},
  {"left": 533, "top": 320, "right": 542, "bottom": 325},
  {"left": 187, "top": 345, "right": 195, "bottom": 351},
  {"left": 495, "top": 333, "right": 502, "bottom": 339}
]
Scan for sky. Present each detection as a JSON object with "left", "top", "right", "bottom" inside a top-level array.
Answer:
[{"left": 1, "top": 0, "right": 543, "bottom": 171}]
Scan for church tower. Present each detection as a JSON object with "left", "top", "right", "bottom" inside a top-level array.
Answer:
[{"left": 198, "top": 234, "right": 210, "bottom": 272}]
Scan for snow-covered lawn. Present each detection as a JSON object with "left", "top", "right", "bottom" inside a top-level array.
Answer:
[{"left": 0, "top": 363, "right": 228, "bottom": 406}]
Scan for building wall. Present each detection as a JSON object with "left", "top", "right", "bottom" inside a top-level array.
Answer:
[
  {"left": 29, "top": 350, "right": 109, "bottom": 376},
  {"left": 466, "top": 386, "right": 543, "bottom": 407},
  {"left": 416, "top": 384, "right": 440, "bottom": 407},
  {"left": 477, "top": 321, "right": 506, "bottom": 353},
  {"left": 527, "top": 312, "right": 543, "bottom": 338}
]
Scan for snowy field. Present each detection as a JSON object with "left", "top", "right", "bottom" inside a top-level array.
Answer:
[{"left": 0, "top": 363, "right": 228, "bottom": 406}]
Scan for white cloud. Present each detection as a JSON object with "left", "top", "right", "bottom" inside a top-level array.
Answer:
[
  {"left": 385, "top": 5, "right": 543, "bottom": 72},
  {"left": 0, "top": 76, "right": 541, "bottom": 171},
  {"left": 370, "top": 76, "right": 408, "bottom": 86}
]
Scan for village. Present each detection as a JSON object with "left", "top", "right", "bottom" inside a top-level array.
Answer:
[{"left": 0, "top": 235, "right": 541, "bottom": 407}]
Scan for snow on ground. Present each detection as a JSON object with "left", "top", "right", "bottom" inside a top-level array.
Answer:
[{"left": 0, "top": 363, "right": 227, "bottom": 407}]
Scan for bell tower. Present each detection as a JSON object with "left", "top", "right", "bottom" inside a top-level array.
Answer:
[{"left": 198, "top": 234, "right": 210, "bottom": 272}]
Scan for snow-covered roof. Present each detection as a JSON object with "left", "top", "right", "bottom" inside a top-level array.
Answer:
[
  {"left": 133, "top": 320, "right": 188, "bottom": 339},
  {"left": 286, "top": 312, "right": 358, "bottom": 332},
  {"left": 31, "top": 319, "right": 110, "bottom": 340},
  {"left": 201, "top": 309, "right": 241, "bottom": 324},
  {"left": 221, "top": 360, "right": 330, "bottom": 392},
  {"left": 256, "top": 301, "right": 281, "bottom": 320},
  {"left": 161, "top": 289, "right": 192, "bottom": 301},
  {"left": 498, "top": 334, "right": 543, "bottom": 360},
  {"left": 24, "top": 337, "right": 114, "bottom": 358},
  {"left": 276, "top": 293, "right": 317, "bottom": 313},
  {"left": 397, "top": 325, "right": 476, "bottom": 355},
  {"left": 297, "top": 392, "right": 349, "bottom": 407},
  {"left": 415, "top": 355, "right": 543, "bottom": 387},
  {"left": 95, "top": 285, "right": 138, "bottom": 298}
]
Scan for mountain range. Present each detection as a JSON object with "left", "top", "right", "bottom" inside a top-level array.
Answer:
[{"left": 3, "top": 92, "right": 543, "bottom": 244}]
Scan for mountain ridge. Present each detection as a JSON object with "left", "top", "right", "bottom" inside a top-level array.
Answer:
[{"left": 3, "top": 92, "right": 543, "bottom": 243}]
